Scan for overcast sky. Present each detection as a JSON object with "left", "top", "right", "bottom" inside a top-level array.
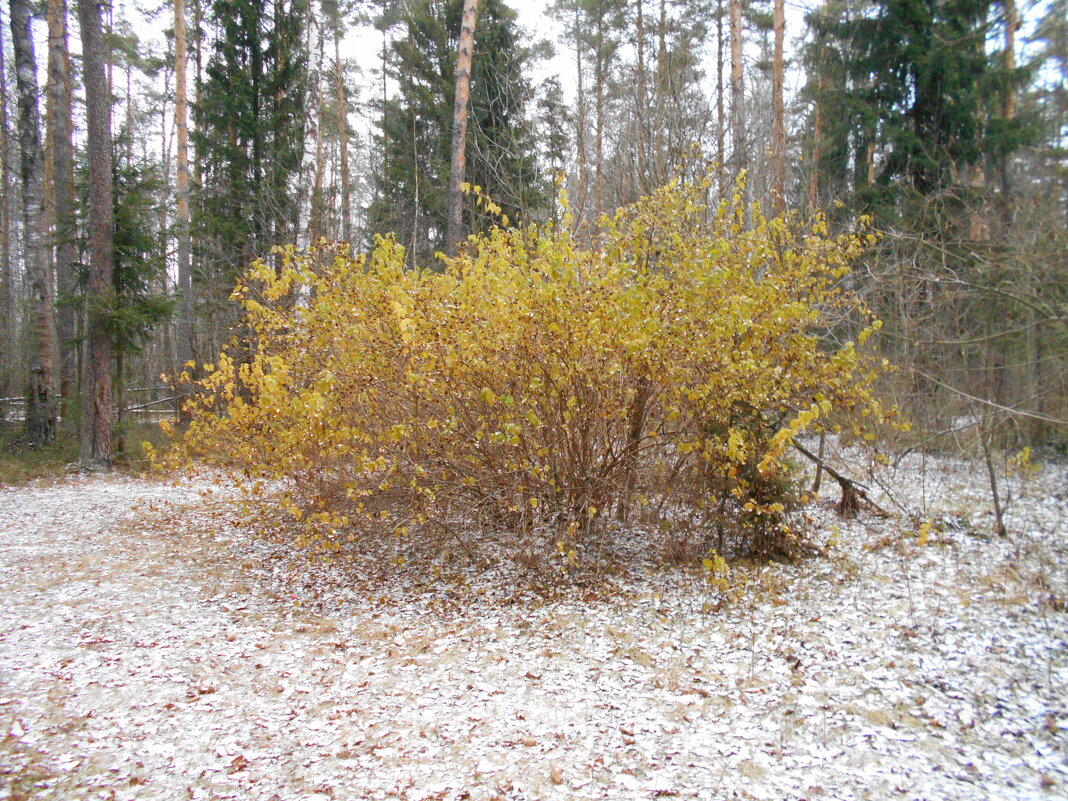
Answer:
[{"left": 33, "top": 0, "right": 1050, "bottom": 150}]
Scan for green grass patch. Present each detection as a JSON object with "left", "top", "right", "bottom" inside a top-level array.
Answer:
[
  {"left": 113, "top": 420, "right": 171, "bottom": 470},
  {"left": 0, "top": 419, "right": 171, "bottom": 484},
  {"left": 0, "top": 425, "right": 80, "bottom": 485}
]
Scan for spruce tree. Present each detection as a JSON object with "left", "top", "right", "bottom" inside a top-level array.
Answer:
[
  {"left": 76, "top": 0, "right": 114, "bottom": 467},
  {"left": 805, "top": 0, "right": 1032, "bottom": 221},
  {"left": 369, "top": 0, "right": 546, "bottom": 266},
  {"left": 193, "top": 0, "right": 308, "bottom": 284}
]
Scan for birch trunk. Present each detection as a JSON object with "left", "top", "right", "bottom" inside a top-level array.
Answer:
[{"left": 11, "top": 0, "right": 57, "bottom": 447}]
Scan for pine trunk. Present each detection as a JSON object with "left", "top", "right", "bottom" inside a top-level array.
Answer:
[
  {"left": 635, "top": 0, "right": 647, "bottom": 193},
  {"left": 335, "top": 28, "right": 350, "bottom": 243},
  {"left": 716, "top": 0, "right": 725, "bottom": 195},
  {"left": 594, "top": 6, "right": 606, "bottom": 223},
  {"left": 77, "top": 0, "right": 115, "bottom": 469},
  {"left": 192, "top": 0, "right": 203, "bottom": 188},
  {"left": 808, "top": 71, "right": 825, "bottom": 214},
  {"left": 378, "top": 12, "right": 387, "bottom": 210},
  {"left": 771, "top": 0, "right": 785, "bottom": 214},
  {"left": 270, "top": 0, "right": 288, "bottom": 252},
  {"left": 729, "top": 0, "right": 745, "bottom": 182},
  {"left": 445, "top": 0, "right": 478, "bottom": 258},
  {"left": 174, "top": 0, "right": 195, "bottom": 378},
  {"left": 308, "top": 4, "right": 325, "bottom": 244},
  {"left": 653, "top": 0, "right": 666, "bottom": 186},
  {"left": 11, "top": 0, "right": 57, "bottom": 448},
  {"left": 47, "top": 0, "right": 77, "bottom": 413},
  {"left": 574, "top": 6, "right": 589, "bottom": 234},
  {"left": 1000, "top": 0, "right": 1018, "bottom": 196},
  {"left": 0, "top": 7, "right": 13, "bottom": 418}
]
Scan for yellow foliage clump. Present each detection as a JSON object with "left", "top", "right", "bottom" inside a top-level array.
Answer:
[{"left": 163, "top": 178, "right": 896, "bottom": 560}]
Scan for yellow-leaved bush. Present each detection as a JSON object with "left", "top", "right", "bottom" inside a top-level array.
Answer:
[{"left": 162, "top": 179, "right": 897, "bottom": 562}]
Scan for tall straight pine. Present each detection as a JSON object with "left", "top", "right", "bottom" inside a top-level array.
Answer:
[
  {"left": 77, "top": 0, "right": 115, "bottom": 469},
  {"left": 445, "top": 0, "right": 478, "bottom": 257}
]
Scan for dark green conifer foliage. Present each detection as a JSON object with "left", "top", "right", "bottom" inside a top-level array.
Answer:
[
  {"left": 1028, "top": 0, "right": 1068, "bottom": 227},
  {"left": 805, "top": 0, "right": 1033, "bottom": 222},
  {"left": 802, "top": 0, "right": 1063, "bottom": 448},
  {"left": 75, "top": 144, "right": 174, "bottom": 362},
  {"left": 193, "top": 0, "right": 308, "bottom": 280},
  {"left": 369, "top": 0, "right": 547, "bottom": 265},
  {"left": 109, "top": 158, "right": 174, "bottom": 358}
]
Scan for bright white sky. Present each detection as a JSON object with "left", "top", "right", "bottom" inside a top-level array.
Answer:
[
  {"left": 102, "top": 0, "right": 816, "bottom": 106},
  {"left": 29, "top": 0, "right": 1049, "bottom": 161},
  {"left": 75, "top": 0, "right": 1047, "bottom": 121}
]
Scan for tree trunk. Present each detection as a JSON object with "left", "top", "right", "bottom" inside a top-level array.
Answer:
[
  {"left": 808, "top": 71, "right": 825, "bottom": 214},
  {"left": 158, "top": 83, "right": 175, "bottom": 383},
  {"left": 334, "top": 25, "right": 350, "bottom": 243},
  {"left": 308, "top": 2, "right": 326, "bottom": 244},
  {"left": 104, "top": 2, "right": 112, "bottom": 97},
  {"left": 979, "top": 420, "right": 1007, "bottom": 537},
  {"left": 192, "top": 0, "right": 203, "bottom": 188},
  {"left": 1000, "top": 0, "right": 1018, "bottom": 196},
  {"left": 115, "top": 351, "right": 124, "bottom": 455},
  {"left": 174, "top": 0, "right": 195, "bottom": 391},
  {"left": 635, "top": 0, "right": 648, "bottom": 193},
  {"left": 47, "top": 0, "right": 77, "bottom": 416},
  {"left": 378, "top": 6, "right": 386, "bottom": 211},
  {"left": 771, "top": 0, "right": 785, "bottom": 215},
  {"left": 77, "top": 0, "right": 115, "bottom": 469},
  {"left": 0, "top": 6, "right": 14, "bottom": 421},
  {"left": 652, "top": 0, "right": 666, "bottom": 188},
  {"left": 445, "top": 0, "right": 478, "bottom": 258},
  {"left": 728, "top": 0, "right": 745, "bottom": 183},
  {"left": 574, "top": 5, "right": 589, "bottom": 236},
  {"left": 716, "top": 0, "right": 725, "bottom": 195},
  {"left": 270, "top": 0, "right": 289, "bottom": 252},
  {"left": 405, "top": 20, "right": 419, "bottom": 265},
  {"left": 11, "top": 0, "right": 57, "bottom": 448},
  {"left": 594, "top": 5, "right": 606, "bottom": 223},
  {"left": 124, "top": 59, "right": 133, "bottom": 166}
]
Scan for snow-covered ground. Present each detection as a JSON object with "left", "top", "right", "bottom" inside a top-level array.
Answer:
[{"left": 0, "top": 452, "right": 1065, "bottom": 800}]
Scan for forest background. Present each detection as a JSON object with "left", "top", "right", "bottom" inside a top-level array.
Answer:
[{"left": 0, "top": 0, "right": 1064, "bottom": 479}]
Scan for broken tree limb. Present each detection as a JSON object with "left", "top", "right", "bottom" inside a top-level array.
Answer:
[
  {"left": 792, "top": 441, "right": 889, "bottom": 519},
  {"left": 811, "top": 430, "right": 826, "bottom": 494}
]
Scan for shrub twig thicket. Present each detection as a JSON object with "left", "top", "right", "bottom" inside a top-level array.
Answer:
[{"left": 160, "top": 179, "right": 902, "bottom": 567}]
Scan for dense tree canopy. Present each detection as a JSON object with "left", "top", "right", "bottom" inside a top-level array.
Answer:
[
  {"left": 805, "top": 0, "right": 1033, "bottom": 218},
  {"left": 369, "top": 0, "right": 547, "bottom": 265},
  {"left": 0, "top": 0, "right": 1062, "bottom": 463}
]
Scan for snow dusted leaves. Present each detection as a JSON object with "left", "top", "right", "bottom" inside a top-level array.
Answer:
[{"left": 0, "top": 457, "right": 1065, "bottom": 800}]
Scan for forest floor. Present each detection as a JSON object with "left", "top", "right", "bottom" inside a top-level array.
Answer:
[{"left": 0, "top": 449, "right": 1066, "bottom": 800}]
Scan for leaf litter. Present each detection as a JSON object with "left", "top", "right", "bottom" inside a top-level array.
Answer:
[{"left": 0, "top": 451, "right": 1065, "bottom": 800}]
